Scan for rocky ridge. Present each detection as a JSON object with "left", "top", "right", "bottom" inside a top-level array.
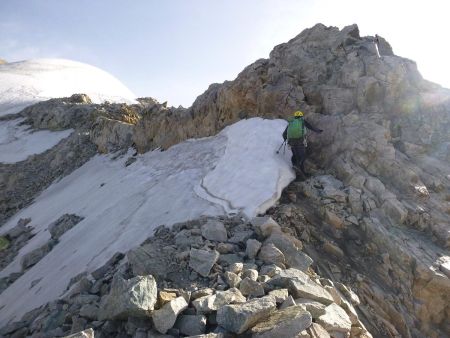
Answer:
[
  {"left": 0, "top": 216, "right": 371, "bottom": 338},
  {"left": 0, "top": 23, "right": 449, "bottom": 337}
]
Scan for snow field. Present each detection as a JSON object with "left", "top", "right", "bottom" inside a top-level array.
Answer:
[{"left": 0, "top": 118, "right": 294, "bottom": 324}]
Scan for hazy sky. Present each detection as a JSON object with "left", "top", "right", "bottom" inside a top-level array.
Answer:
[{"left": 1, "top": 0, "right": 449, "bottom": 107}]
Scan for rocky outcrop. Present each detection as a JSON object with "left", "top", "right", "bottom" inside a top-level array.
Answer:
[
  {"left": 274, "top": 174, "right": 449, "bottom": 337},
  {"left": 0, "top": 94, "right": 144, "bottom": 224},
  {"left": 0, "top": 216, "right": 371, "bottom": 338}
]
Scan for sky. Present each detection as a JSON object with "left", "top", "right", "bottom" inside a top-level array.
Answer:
[{"left": 1, "top": 0, "right": 449, "bottom": 107}]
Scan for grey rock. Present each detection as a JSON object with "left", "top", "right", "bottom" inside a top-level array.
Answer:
[
  {"left": 295, "top": 299, "right": 327, "bottom": 318},
  {"left": 246, "top": 239, "right": 262, "bottom": 259},
  {"left": 133, "top": 328, "right": 147, "bottom": 338},
  {"left": 268, "top": 288, "right": 289, "bottom": 304},
  {"left": 127, "top": 244, "right": 171, "bottom": 279},
  {"left": 227, "top": 262, "right": 244, "bottom": 274},
  {"left": 201, "top": 220, "right": 227, "bottom": 242},
  {"left": 216, "top": 243, "right": 236, "bottom": 254},
  {"left": 242, "top": 269, "right": 258, "bottom": 281},
  {"left": 189, "top": 248, "right": 219, "bottom": 277},
  {"left": 280, "top": 295, "right": 296, "bottom": 309},
  {"left": 216, "top": 295, "right": 276, "bottom": 334},
  {"left": 91, "top": 252, "right": 124, "bottom": 280},
  {"left": 251, "top": 217, "right": 282, "bottom": 238},
  {"left": 20, "top": 240, "right": 56, "bottom": 270},
  {"left": 316, "top": 303, "right": 352, "bottom": 334},
  {"left": 250, "top": 306, "right": 312, "bottom": 338},
  {"left": 224, "top": 271, "right": 241, "bottom": 288},
  {"left": 174, "top": 230, "right": 204, "bottom": 248},
  {"left": 71, "top": 294, "right": 100, "bottom": 305},
  {"left": 381, "top": 198, "right": 408, "bottom": 224},
  {"left": 62, "top": 328, "right": 94, "bottom": 338},
  {"left": 239, "top": 277, "right": 265, "bottom": 297},
  {"left": 265, "top": 233, "right": 313, "bottom": 271},
  {"left": 70, "top": 316, "right": 87, "bottom": 334},
  {"left": 79, "top": 304, "right": 99, "bottom": 320},
  {"left": 258, "top": 243, "right": 285, "bottom": 266},
  {"left": 146, "top": 329, "right": 174, "bottom": 338},
  {"left": 48, "top": 214, "right": 84, "bottom": 240},
  {"left": 289, "top": 280, "right": 334, "bottom": 305},
  {"left": 152, "top": 296, "right": 188, "bottom": 334},
  {"left": 228, "top": 230, "right": 253, "bottom": 243},
  {"left": 191, "top": 288, "right": 214, "bottom": 300},
  {"left": 5, "top": 219, "right": 30, "bottom": 239},
  {"left": 0, "top": 321, "right": 28, "bottom": 335},
  {"left": 308, "top": 323, "right": 331, "bottom": 338},
  {"left": 98, "top": 274, "right": 157, "bottom": 320},
  {"left": 192, "top": 288, "right": 246, "bottom": 314},
  {"left": 218, "top": 253, "right": 242, "bottom": 266},
  {"left": 174, "top": 315, "right": 207, "bottom": 336},
  {"left": 259, "top": 265, "right": 282, "bottom": 277},
  {"left": 268, "top": 268, "right": 309, "bottom": 288}
]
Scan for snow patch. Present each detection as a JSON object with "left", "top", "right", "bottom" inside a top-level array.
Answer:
[
  {"left": 0, "top": 118, "right": 73, "bottom": 163},
  {"left": 0, "top": 118, "right": 294, "bottom": 324}
]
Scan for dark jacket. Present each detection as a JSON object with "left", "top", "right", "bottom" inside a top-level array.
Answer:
[{"left": 283, "top": 118, "right": 322, "bottom": 141}]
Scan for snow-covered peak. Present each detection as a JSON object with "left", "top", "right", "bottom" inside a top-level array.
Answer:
[{"left": 0, "top": 58, "right": 136, "bottom": 116}]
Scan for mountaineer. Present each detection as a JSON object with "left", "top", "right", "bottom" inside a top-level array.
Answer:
[{"left": 282, "top": 111, "right": 323, "bottom": 177}]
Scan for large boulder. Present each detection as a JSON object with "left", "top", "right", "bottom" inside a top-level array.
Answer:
[
  {"left": 216, "top": 295, "right": 276, "bottom": 334},
  {"left": 250, "top": 306, "right": 312, "bottom": 338},
  {"left": 98, "top": 274, "right": 157, "bottom": 320}
]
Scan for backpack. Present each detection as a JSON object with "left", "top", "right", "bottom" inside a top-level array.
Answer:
[{"left": 287, "top": 118, "right": 305, "bottom": 139}]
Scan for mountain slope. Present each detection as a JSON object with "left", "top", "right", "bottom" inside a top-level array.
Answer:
[
  {"left": 0, "top": 118, "right": 294, "bottom": 324},
  {"left": 0, "top": 24, "right": 449, "bottom": 337},
  {"left": 0, "top": 58, "right": 136, "bottom": 117}
]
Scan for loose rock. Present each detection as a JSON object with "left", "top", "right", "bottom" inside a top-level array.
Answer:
[
  {"left": 250, "top": 306, "right": 312, "bottom": 338},
  {"left": 189, "top": 249, "right": 220, "bottom": 277},
  {"left": 152, "top": 296, "right": 188, "bottom": 334},
  {"left": 98, "top": 274, "right": 157, "bottom": 320},
  {"left": 216, "top": 295, "right": 277, "bottom": 334}
]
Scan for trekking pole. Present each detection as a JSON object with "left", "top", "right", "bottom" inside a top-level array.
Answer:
[{"left": 276, "top": 140, "right": 286, "bottom": 154}]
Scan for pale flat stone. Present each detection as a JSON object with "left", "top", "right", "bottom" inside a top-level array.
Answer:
[
  {"left": 189, "top": 248, "right": 219, "bottom": 277},
  {"left": 201, "top": 220, "right": 227, "bottom": 242},
  {"left": 250, "top": 306, "right": 312, "bottom": 338},
  {"left": 216, "top": 295, "right": 276, "bottom": 334},
  {"left": 152, "top": 296, "right": 188, "bottom": 334},
  {"left": 316, "top": 303, "right": 352, "bottom": 334}
]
